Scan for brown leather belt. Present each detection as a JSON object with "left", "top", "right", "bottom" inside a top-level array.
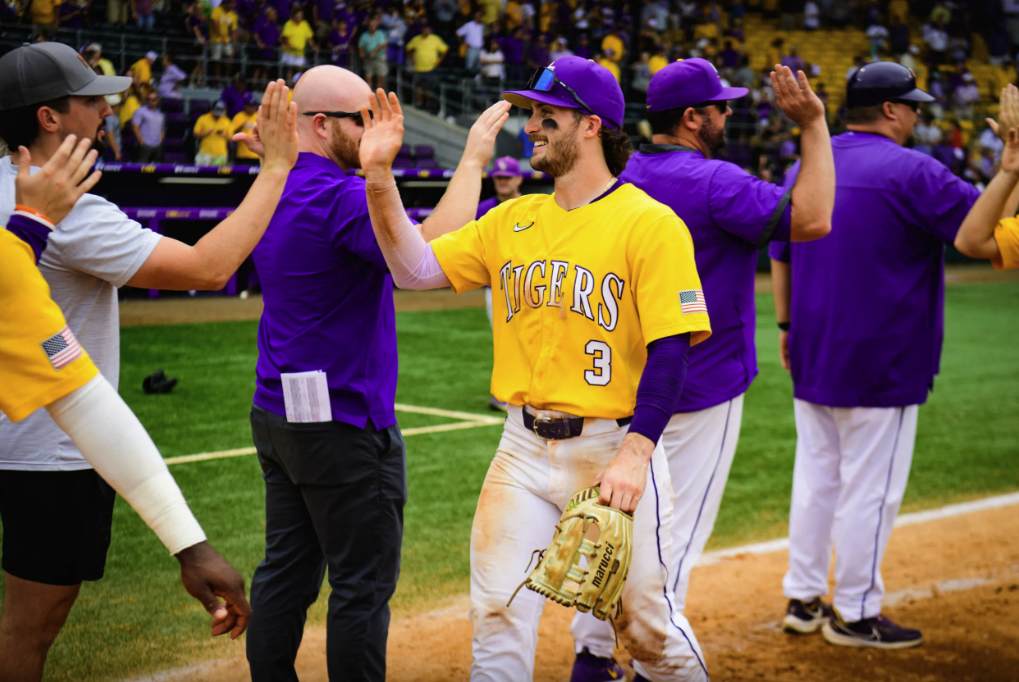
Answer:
[{"left": 522, "top": 409, "right": 632, "bottom": 441}]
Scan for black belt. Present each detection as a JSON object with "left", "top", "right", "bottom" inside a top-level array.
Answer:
[{"left": 522, "top": 409, "right": 632, "bottom": 441}]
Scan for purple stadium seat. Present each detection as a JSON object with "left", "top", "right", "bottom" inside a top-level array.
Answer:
[
  {"left": 393, "top": 156, "right": 416, "bottom": 168},
  {"left": 399, "top": 144, "right": 412, "bottom": 157},
  {"left": 163, "top": 138, "right": 185, "bottom": 152},
  {"left": 414, "top": 145, "right": 435, "bottom": 159},
  {"left": 165, "top": 112, "right": 187, "bottom": 126},
  {"left": 162, "top": 152, "right": 187, "bottom": 163},
  {"left": 161, "top": 99, "right": 184, "bottom": 113},
  {"left": 190, "top": 100, "right": 211, "bottom": 115},
  {"left": 416, "top": 158, "right": 438, "bottom": 169}
]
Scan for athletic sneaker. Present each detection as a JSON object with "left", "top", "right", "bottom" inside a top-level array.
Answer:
[
  {"left": 488, "top": 395, "right": 508, "bottom": 412},
  {"left": 822, "top": 613, "right": 923, "bottom": 649},
  {"left": 783, "top": 598, "right": 834, "bottom": 634},
  {"left": 569, "top": 649, "right": 625, "bottom": 682}
]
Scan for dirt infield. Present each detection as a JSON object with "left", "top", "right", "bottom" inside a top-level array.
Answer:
[
  {"left": 141, "top": 501, "right": 1019, "bottom": 682},
  {"left": 118, "top": 266, "right": 1019, "bottom": 328}
]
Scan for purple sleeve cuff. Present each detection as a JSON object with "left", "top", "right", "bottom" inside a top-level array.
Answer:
[
  {"left": 6, "top": 213, "right": 52, "bottom": 264},
  {"left": 629, "top": 333, "right": 690, "bottom": 445}
]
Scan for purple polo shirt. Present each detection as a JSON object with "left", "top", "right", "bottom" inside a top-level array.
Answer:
[
  {"left": 622, "top": 144, "right": 792, "bottom": 413},
  {"left": 476, "top": 196, "right": 499, "bottom": 219},
  {"left": 768, "top": 131, "right": 980, "bottom": 408},
  {"left": 253, "top": 152, "right": 397, "bottom": 429},
  {"left": 131, "top": 106, "right": 164, "bottom": 147}
]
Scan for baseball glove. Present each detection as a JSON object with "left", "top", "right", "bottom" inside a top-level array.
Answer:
[{"left": 507, "top": 486, "right": 633, "bottom": 622}]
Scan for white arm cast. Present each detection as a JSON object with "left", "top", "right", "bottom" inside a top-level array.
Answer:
[
  {"left": 365, "top": 178, "right": 452, "bottom": 290},
  {"left": 46, "top": 375, "right": 207, "bottom": 555}
]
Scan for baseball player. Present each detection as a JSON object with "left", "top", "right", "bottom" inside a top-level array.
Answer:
[
  {"left": 0, "top": 135, "right": 250, "bottom": 681},
  {"left": 769, "top": 61, "right": 981, "bottom": 648},
  {"left": 360, "top": 56, "right": 714, "bottom": 681},
  {"left": 570, "top": 58, "right": 836, "bottom": 678},
  {"left": 479, "top": 156, "right": 526, "bottom": 411},
  {"left": 955, "top": 84, "right": 1019, "bottom": 269},
  {"left": 0, "top": 42, "right": 297, "bottom": 678}
]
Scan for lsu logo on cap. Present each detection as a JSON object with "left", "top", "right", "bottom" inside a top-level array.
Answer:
[{"left": 497, "top": 160, "right": 507, "bottom": 171}]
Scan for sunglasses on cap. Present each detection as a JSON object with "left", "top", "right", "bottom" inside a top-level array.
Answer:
[
  {"left": 526, "top": 67, "right": 593, "bottom": 115},
  {"left": 302, "top": 110, "right": 373, "bottom": 126}
]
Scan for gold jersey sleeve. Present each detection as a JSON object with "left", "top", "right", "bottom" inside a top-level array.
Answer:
[
  {"left": 431, "top": 184, "right": 711, "bottom": 419},
  {"left": 992, "top": 217, "right": 1019, "bottom": 271},
  {"left": 0, "top": 228, "right": 98, "bottom": 422}
]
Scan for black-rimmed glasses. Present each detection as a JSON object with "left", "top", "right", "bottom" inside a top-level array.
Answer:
[
  {"left": 301, "top": 110, "right": 372, "bottom": 126},
  {"left": 891, "top": 100, "right": 921, "bottom": 112},
  {"left": 526, "top": 67, "right": 594, "bottom": 114}
]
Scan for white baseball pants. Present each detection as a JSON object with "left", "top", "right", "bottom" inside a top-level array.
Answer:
[
  {"left": 573, "top": 396, "right": 744, "bottom": 675},
  {"left": 470, "top": 405, "right": 709, "bottom": 682},
  {"left": 783, "top": 399, "right": 918, "bottom": 622}
]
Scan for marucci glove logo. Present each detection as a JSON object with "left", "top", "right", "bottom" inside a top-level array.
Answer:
[{"left": 513, "top": 221, "right": 535, "bottom": 232}]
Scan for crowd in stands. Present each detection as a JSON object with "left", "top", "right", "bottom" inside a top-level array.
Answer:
[{"left": 3, "top": 0, "right": 1017, "bottom": 185}]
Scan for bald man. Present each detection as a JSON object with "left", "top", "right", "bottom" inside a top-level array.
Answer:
[{"left": 240, "top": 66, "right": 509, "bottom": 682}]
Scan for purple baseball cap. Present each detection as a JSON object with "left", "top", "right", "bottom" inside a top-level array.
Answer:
[
  {"left": 646, "top": 58, "right": 749, "bottom": 112},
  {"left": 502, "top": 56, "right": 625, "bottom": 129},
  {"left": 491, "top": 156, "right": 522, "bottom": 177}
]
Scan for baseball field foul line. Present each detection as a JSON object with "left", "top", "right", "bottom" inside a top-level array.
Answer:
[{"left": 163, "top": 404, "right": 505, "bottom": 466}]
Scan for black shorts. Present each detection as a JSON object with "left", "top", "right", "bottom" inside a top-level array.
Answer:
[{"left": 0, "top": 469, "right": 116, "bottom": 585}]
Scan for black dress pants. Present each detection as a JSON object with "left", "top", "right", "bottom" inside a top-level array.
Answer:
[{"left": 246, "top": 405, "right": 406, "bottom": 682}]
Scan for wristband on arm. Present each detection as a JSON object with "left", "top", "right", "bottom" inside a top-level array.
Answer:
[{"left": 778, "top": 321, "right": 790, "bottom": 331}]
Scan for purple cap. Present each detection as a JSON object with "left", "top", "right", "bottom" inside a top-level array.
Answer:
[
  {"left": 646, "top": 58, "right": 749, "bottom": 112},
  {"left": 502, "top": 56, "right": 625, "bottom": 129},
  {"left": 491, "top": 157, "right": 522, "bottom": 177}
]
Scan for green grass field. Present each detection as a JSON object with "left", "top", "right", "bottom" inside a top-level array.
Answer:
[{"left": 2, "top": 282, "right": 1018, "bottom": 681}]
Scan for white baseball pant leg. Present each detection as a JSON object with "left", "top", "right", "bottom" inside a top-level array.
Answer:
[
  {"left": 470, "top": 406, "right": 708, "bottom": 682},
  {"left": 783, "top": 399, "right": 918, "bottom": 621},
  {"left": 573, "top": 396, "right": 744, "bottom": 661}
]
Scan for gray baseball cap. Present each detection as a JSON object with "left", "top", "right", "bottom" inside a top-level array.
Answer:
[{"left": 0, "top": 42, "right": 132, "bottom": 111}]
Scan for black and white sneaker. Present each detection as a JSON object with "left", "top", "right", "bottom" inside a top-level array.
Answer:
[
  {"left": 822, "top": 613, "right": 923, "bottom": 649},
  {"left": 782, "top": 598, "right": 834, "bottom": 634}
]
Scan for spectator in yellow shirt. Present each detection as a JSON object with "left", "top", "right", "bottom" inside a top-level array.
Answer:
[
  {"left": 31, "top": 0, "right": 61, "bottom": 25},
  {"left": 130, "top": 51, "right": 157, "bottom": 85},
  {"left": 193, "top": 101, "right": 234, "bottom": 166},
  {"left": 478, "top": 0, "right": 500, "bottom": 28},
  {"left": 955, "top": 85, "right": 1019, "bottom": 271},
  {"left": 503, "top": 0, "right": 522, "bottom": 30},
  {"left": 231, "top": 98, "right": 260, "bottom": 165},
  {"left": 406, "top": 24, "right": 448, "bottom": 109},
  {"left": 210, "top": 0, "right": 239, "bottom": 79},
  {"left": 281, "top": 8, "right": 318, "bottom": 83},
  {"left": 601, "top": 29, "right": 625, "bottom": 63},
  {"left": 888, "top": 0, "right": 909, "bottom": 24},
  {"left": 597, "top": 50, "right": 621, "bottom": 83},
  {"left": 649, "top": 45, "right": 668, "bottom": 75}
]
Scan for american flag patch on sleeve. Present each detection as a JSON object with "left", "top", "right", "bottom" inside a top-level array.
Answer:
[
  {"left": 679, "top": 289, "right": 707, "bottom": 314},
  {"left": 41, "top": 327, "right": 83, "bottom": 370}
]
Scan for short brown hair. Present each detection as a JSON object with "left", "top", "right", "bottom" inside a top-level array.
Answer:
[
  {"left": 845, "top": 104, "right": 884, "bottom": 124},
  {"left": 0, "top": 96, "right": 71, "bottom": 150},
  {"left": 573, "top": 110, "right": 633, "bottom": 176}
]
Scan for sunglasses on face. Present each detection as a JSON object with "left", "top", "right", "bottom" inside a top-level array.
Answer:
[
  {"left": 526, "top": 67, "right": 594, "bottom": 115},
  {"left": 891, "top": 100, "right": 921, "bottom": 112},
  {"left": 302, "top": 110, "right": 373, "bottom": 126},
  {"left": 690, "top": 101, "right": 728, "bottom": 114}
]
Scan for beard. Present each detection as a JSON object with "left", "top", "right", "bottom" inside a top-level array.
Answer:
[
  {"left": 698, "top": 117, "right": 727, "bottom": 157},
  {"left": 329, "top": 123, "right": 361, "bottom": 169},
  {"left": 530, "top": 123, "right": 581, "bottom": 178}
]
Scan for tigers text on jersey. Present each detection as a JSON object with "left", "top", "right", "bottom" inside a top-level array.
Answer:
[
  {"left": 0, "top": 227, "right": 98, "bottom": 423},
  {"left": 431, "top": 182, "right": 711, "bottom": 419}
]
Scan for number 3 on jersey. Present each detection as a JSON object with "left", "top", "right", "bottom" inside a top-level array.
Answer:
[{"left": 584, "top": 340, "right": 611, "bottom": 386}]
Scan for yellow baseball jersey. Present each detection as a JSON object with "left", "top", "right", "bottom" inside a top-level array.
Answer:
[
  {"left": 0, "top": 228, "right": 98, "bottom": 423},
  {"left": 431, "top": 183, "right": 711, "bottom": 419},
  {"left": 991, "top": 217, "right": 1019, "bottom": 271}
]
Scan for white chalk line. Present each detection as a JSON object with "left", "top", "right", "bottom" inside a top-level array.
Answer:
[
  {"left": 697, "top": 491, "right": 1019, "bottom": 567},
  {"left": 163, "top": 403, "right": 504, "bottom": 466}
]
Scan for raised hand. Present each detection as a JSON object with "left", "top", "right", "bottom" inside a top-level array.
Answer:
[
  {"left": 255, "top": 79, "right": 299, "bottom": 171},
  {"left": 15, "top": 135, "right": 101, "bottom": 225},
  {"left": 461, "top": 100, "right": 512, "bottom": 170},
  {"left": 176, "top": 541, "right": 252, "bottom": 639},
  {"left": 359, "top": 89, "right": 405, "bottom": 175},
  {"left": 771, "top": 64, "right": 826, "bottom": 127}
]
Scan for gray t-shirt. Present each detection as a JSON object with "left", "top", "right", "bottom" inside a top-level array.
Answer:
[{"left": 0, "top": 156, "right": 161, "bottom": 470}]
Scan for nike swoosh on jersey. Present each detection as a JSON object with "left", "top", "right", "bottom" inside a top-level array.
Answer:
[{"left": 513, "top": 222, "right": 535, "bottom": 232}]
